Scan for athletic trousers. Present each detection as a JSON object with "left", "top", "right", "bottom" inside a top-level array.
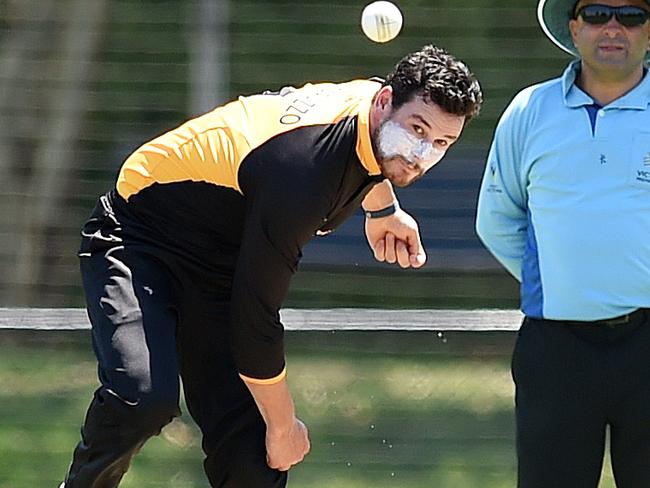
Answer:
[
  {"left": 512, "top": 309, "right": 650, "bottom": 488},
  {"left": 62, "top": 196, "right": 287, "bottom": 488}
]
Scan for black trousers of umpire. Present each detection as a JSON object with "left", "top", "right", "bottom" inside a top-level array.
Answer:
[
  {"left": 63, "top": 200, "right": 287, "bottom": 488},
  {"left": 512, "top": 310, "right": 650, "bottom": 488}
]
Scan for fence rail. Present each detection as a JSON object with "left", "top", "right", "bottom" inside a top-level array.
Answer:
[{"left": 0, "top": 307, "right": 522, "bottom": 331}]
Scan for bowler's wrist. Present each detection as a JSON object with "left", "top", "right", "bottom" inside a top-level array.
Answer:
[
  {"left": 364, "top": 201, "right": 400, "bottom": 219},
  {"left": 267, "top": 417, "right": 297, "bottom": 438}
]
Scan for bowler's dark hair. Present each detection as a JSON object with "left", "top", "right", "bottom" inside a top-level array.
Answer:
[{"left": 384, "top": 45, "right": 483, "bottom": 121}]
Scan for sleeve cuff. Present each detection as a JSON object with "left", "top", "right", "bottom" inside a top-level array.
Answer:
[{"left": 239, "top": 367, "right": 287, "bottom": 385}]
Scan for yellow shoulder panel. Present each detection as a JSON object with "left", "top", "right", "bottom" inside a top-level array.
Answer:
[{"left": 116, "top": 79, "right": 382, "bottom": 200}]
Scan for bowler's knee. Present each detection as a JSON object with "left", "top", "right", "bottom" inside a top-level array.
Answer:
[
  {"left": 97, "top": 387, "right": 180, "bottom": 435},
  {"left": 136, "top": 392, "right": 180, "bottom": 435}
]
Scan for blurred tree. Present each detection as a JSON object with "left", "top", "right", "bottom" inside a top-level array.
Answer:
[{"left": 1, "top": 0, "right": 107, "bottom": 305}]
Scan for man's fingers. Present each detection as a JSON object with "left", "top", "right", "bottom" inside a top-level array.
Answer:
[
  {"left": 408, "top": 234, "right": 426, "bottom": 268},
  {"left": 406, "top": 230, "right": 427, "bottom": 268},
  {"left": 385, "top": 232, "right": 397, "bottom": 263},
  {"left": 266, "top": 419, "right": 310, "bottom": 472},
  {"left": 267, "top": 457, "right": 298, "bottom": 472},
  {"left": 373, "top": 238, "right": 386, "bottom": 262},
  {"left": 395, "top": 239, "right": 411, "bottom": 268},
  {"left": 270, "top": 454, "right": 305, "bottom": 472},
  {"left": 409, "top": 251, "right": 426, "bottom": 268},
  {"left": 376, "top": 229, "right": 426, "bottom": 268}
]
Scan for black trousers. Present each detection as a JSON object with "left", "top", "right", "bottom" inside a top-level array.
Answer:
[
  {"left": 63, "top": 198, "right": 287, "bottom": 488},
  {"left": 512, "top": 310, "right": 650, "bottom": 488}
]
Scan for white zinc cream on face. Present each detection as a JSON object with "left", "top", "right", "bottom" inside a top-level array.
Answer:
[{"left": 377, "top": 120, "right": 445, "bottom": 170}]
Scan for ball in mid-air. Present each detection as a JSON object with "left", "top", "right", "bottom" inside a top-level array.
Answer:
[{"left": 361, "top": 1, "right": 403, "bottom": 43}]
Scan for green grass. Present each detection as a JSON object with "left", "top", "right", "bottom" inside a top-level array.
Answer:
[{"left": 0, "top": 330, "right": 617, "bottom": 488}]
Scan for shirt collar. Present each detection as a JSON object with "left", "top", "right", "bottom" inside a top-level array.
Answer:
[
  {"left": 563, "top": 59, "right": 650, "bottom": 110},
  {"left": 356, "top": 91, "right": 382, "bottom": 176}
]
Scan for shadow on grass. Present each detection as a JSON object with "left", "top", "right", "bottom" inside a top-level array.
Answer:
[{"left": 1, "top": 329, "right": 520, "bottom": 488}]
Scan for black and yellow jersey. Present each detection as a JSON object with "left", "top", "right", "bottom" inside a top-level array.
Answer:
[{"left": 109, "top": 79, "right": 384, "bottom": 382}]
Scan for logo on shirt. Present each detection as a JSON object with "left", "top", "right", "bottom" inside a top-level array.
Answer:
[
  {"left": 644, "top": 153, "right": 650, "bottom": 166},
  {"left": 486, "top": 184, "right": 503, "bottom": 194},
  {"left": 637, "top": 169, "right": 650, "bottom": 184}
]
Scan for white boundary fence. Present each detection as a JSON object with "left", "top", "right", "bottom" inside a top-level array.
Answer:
[{"left": 0, "top": 308, "right": 523, "bottom": 331}]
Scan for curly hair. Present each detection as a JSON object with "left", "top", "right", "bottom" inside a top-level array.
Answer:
[{"left": 383, "top": 45, "right": 483, "bottom": 121}]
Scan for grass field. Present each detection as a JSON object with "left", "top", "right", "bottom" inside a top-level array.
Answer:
[{"left": 0, "top": 329, "right": 617, "bottom": 488}]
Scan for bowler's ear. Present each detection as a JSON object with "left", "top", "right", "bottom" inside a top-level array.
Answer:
[
  {"left": 370, "top": 85, "right": 394, "bottom": 131},
  {"left": 374, "top": 85, "right": 393, "bottom": 113},
  {"left": 569, "top": 19, "right": 579, "bottom": 45}
]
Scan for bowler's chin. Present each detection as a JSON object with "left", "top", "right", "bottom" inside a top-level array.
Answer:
[
  {"left": 387, "top": 174, "right": 417, "bottom": 188},
  {"left": 378, "top": 157, "right": 422, "bottom": 188}
]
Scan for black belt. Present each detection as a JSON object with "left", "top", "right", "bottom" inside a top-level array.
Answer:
[
  {"left": 591, "top": 308, "right": 646, "bottom": 327},
  {"left": 556, "top": 308, "right": 647, "bottom": 328},
  {"left": 531, "top": 309, "right": 647, "bottom": 328},
  {"left": 527, "top": 310, "right": 648, "bottom": 345}
]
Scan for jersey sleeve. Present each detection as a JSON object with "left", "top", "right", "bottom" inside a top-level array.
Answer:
[
  {"left": 229, "top": 165, "right": 324, "bottom": 383},
  {"left": 475, "top": 91, "right": 530, "bottom": 282}
]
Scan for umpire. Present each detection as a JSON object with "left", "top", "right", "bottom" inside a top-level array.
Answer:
[
  {"left": 60, "top": 44, "right": 482, "bottom": 488},
  {"left": 477, "top": 1, "right": 650, "bottom": 486}
]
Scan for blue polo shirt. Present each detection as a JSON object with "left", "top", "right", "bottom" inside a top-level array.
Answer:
[{"left": 476, "top": 61, "right": 650, "bottom": 321}]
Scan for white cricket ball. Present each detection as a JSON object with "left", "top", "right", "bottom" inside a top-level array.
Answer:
[{"left": 361, "top": 1, "right": 403, "bottom": 43}]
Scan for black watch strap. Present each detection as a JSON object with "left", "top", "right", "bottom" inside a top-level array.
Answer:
[{"left": 364, "top": 201, "right": 399, "bottom": 219}]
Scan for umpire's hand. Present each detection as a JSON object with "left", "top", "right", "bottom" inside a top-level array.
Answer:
[{"left": 365, "top": 208, "right": 427, "bottom": 268}]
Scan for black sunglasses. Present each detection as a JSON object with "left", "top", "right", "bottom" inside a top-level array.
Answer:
[{"left": 575, "top": 4, "right": 650, "bottom": 27}]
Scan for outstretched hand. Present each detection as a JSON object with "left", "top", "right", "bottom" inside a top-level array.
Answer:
[{"left": 365, "top": 209, "right": 427, "bottom": 268}]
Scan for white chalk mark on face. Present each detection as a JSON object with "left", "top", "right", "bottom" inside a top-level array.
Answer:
[{"left": 377, "top": 120, "right": 445, "bottom": 171}]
